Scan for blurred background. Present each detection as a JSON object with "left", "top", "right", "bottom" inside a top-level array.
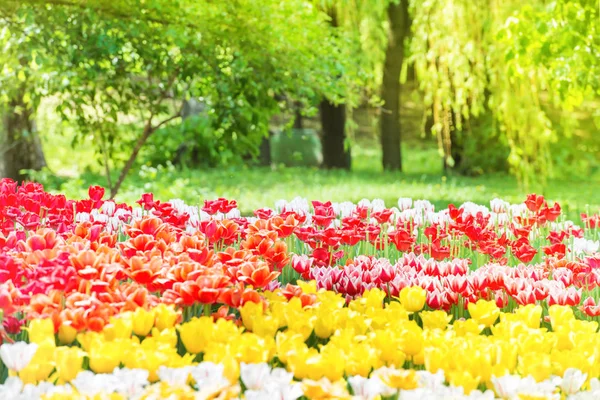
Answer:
[{"left": 0, "top": 0, "right": 599, "bottom": 218}]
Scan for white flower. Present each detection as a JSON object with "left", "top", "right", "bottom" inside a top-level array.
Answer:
[
  {"left": 158, "top": 366, "right": 193, "bottom": 386},
  {"left": 101, "top": 201, "right": 116, "bottom": 216},
  {"left": 490, "top": 198, "right": 510, "bottom": 213},
  {"left": 241, "top": 363, "right": 271, "bottom": 391},
  {"left": 348, "top": 375, "right": 394, "bottom": 399},
  {"left": 0, "top": 377, "right": 23, "bottom": 398},
  {"left": 414, "top": 200, "right": 434, "bottom": 212},
  {"left": 245, "top": 383, "right": 303, "bottom": 400},
  {"left": 417, "top": 370, "right": 445, "bottom": 390},
  {"left": 71, "top": 371, "right": 117, "bottom": 396},
  {"left": 112, "top": 368, "right": 149, "bottom": 397},
  {"left": 358, "top": 199, "right": 372, "bottom": 208},
  {"left": 371, "top": 199, "right": 386, "bottom": 212},
  {"left": 191, "top": 362, "right": 230, "bottom": 392},
  {"left": 225, "top": 209, "right": 241, "bottom": 219},
  {"left": 398, "top": 198, "right": 413, "bottom": 211},
  {"left": 571, "top": 238, "right": 600, "bottom": 255},
  {"left": 0, "top": 342, "right": 38, "bottom": 372},
  {"left": 560, "top": 368, "right": 587, "bottom": 395},
  {"left": 491, "top": 374, "right": 523, "bottom": 399},
  {"left": 75, "top": 212, "right": 91, "bottom": 223},
  {"left": 268, "top": 367, "right": 294, "bottom": 386}
]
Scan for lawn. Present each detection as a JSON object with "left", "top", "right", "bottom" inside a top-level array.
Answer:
[{"left": 41, "top": 136, "right": 600, "bottom": 221}]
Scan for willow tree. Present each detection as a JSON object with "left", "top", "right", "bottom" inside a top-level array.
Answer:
[
  {"left": 410, "top": 0, "right": 600, "bottom": 185},
  {"left": 1, "top": 0, "right": 353, "bottom": 196},
  {"left": 380, "top": 0, "right": 410, "bottom": 171}
]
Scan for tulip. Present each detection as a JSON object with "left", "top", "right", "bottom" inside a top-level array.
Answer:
[
  {"left": 372, "top": 367, "right": 419, "bottom": 390},
  {"left": 0, "top": 341, "right": 38, "bottom": 372},
  {"left": 153, "top": 304, "right": 180, "bottom": 331},
  {"left": 420, "top": 310, "right": 451, "bottom": 330},
  {"left": 54, "top": 346, "right": 86, "bottom": 382},
  {"left": 467, "top": 299, "right": 500, "bottom": 327},
  {"left": 18, "top": 342, "right": 55, "bottom": 384},
  {"left": 397, "top": 321, "right": 423, "bottom": 356},
  {"left": 447, "top": 370, "right": 480, "bottom": 394},
  {"left": 399, "top": 286, "right": 426, "bottom": 313},
  {"left": 26, "top": 319, "right": 55, "bottom": 346},
  {"left": 58, "top": 324, "right": 77, "bottom": 345},
  {"left": 131, "top": 307, "right": 155, "bottom": 337},
  {"left": 88, "top": 340, "right": 123, "bottom": 374},
  {"left": 177, "top": 317, "right": 214, "bottom": 354},
  {"left": 103, "top": 314, "right": 133, "bottom": 341}
]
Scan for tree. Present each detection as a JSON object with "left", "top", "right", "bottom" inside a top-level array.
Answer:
[
  {"left": 380, "top": 0, "right": 410, "bottom": 171},
  {"left": 0, "top": 21, "right": 48, "bottom": 182},
  {"left": 410, "top": 0, "right": 600, "bottom": 185},
  {"left": 319, "top": 8, "right": 351, "bottom": 170},
  {"left": 1, "top": 0, "right": 355, "bottom": 196}
]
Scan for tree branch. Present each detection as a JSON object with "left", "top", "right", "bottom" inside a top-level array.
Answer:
[
  {"left": 3, "top": 0, "right": 199, "bottom": 30},
  {"left": 109, "top": 101, "right": 184, "bottom": 199}
]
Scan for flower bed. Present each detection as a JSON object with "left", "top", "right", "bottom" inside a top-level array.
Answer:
[{"left": 0, "top": 179, "right": 599, "bottom": 399}]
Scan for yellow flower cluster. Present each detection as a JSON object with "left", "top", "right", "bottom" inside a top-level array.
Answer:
[
  {"left": 14, "top": 304, "right": 182, "bottom": 385},
  {"left": 7, "top": 285, "right": 600, "bottom": 397}
]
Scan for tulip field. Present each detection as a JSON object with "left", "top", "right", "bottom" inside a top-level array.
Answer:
[{"left": 1, "top": 180, "right": 600, "bottom": 399}]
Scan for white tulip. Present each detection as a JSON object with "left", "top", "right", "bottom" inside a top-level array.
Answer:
[{"left": 0, "top": 342, "right": 38, "bottom": 372}]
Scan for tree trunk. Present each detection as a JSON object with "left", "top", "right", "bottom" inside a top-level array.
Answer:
[
  {"left": 0, "top": 91, "right": 47, "bottom": 182},
  {"left": 320, "top": 9, "right": 351, "bottom": 170},
  {"left": 381, "top": 0, "right": 410, "bottom": 171},
  {"left": 320, "top": 100, "right": 350, "bottom": 169}
]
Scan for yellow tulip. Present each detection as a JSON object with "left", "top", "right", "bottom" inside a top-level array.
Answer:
[
  {"left": 287, "top": 312, "right": 316, "bottom": 341},
  {"left": 314, "top": 308, "right": 337, "bottom": 339},
  {"left": 177, "top": 316, "right": 214, "bottom": 354},
  {"left": 26, "top": 319, "right": 56, "bottom": 346},
  {"left": 548, "top": 305, "right": 575, "bottom": 330},
  {"left": 518, "top": 353, "right": 552, "bottom": 382},
  {"left": 453, "top": 319, "right": 484, "bottom": 336},
  {"left": 233, "top": 333, "right": 273, "bottom": 364},
  {"left": 297, "top": 280, "right": 318, "bottom": 294},
  {"left": 55, "top": 346, "right": 86, "bottom": 382},
  {"left": 76, "top": 331, "right": 103, "bottom": 352},
  {"left": 58, "top": 323, "right": 78, "bottom": 345},
  {"left": 240, "top": 301, "right": 263, "bottom": 331},
  {"left": 448, "top": 370, "right": 480, "bottom": 394},
  {"left": 345, "top": 344, "right": 377, "bottom": 377},
  {"left": 132, "top": 307, "right": 155, "bottom": 337},
  {"left": 103, "top": 315, "right": 133, "bottom": 341},
  {"left": 467, "top": 299, "right": 500, "bottom": 327},
  {"left": 420, "top": 310, "right": 451, "bottom": 330},
  {"left": 371, "top": 330, "right": 406, "bottom": 367},
  {"left": 399, "top": 286, "right": 426, "bottom": 313},
  {"left": 147, "top": 327, "right": 178, "bottom": 348},
  {"left": 319, "top": 346, "right": 346, "bottom": 382},
  {"left": 89, "top": 340, "right": 123, "bottom": 373},
  {"left": 397, "top": 321, "right": 423, "bottom": 356},
  {"left": 514, "top": 304, "right": 543, "bottom": 329},
  {"left": 153, "top": 304, "right": 180, "bottom": 331},
  {"left": 252, "top": 314, "right": 280, "bottom": 338},
  {"left": 302, "top": 378, "right": 351, "bottom": 400},
  {"left": 275, "top": 332, "right": 306, "bottom": 364},
  {"left": 373, "top": 367, "right": 419, "bottom": 390},
  {"left": 213, "top": 318, "right": 243, "bottom": 343},
  {"left": 18, "top": 343, "right": 55, "bottom": 384}
]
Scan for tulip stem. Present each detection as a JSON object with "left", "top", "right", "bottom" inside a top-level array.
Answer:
[{"left": 203, "top": 304, "right": 211, "bottom": 318}]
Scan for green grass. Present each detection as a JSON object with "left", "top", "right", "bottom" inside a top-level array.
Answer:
[{"left": 39, "top": 137, "right": 600, "bottom": 221}]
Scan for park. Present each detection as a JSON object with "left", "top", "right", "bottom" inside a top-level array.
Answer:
[{"left": 1, "top": 1, "right": 600, "bottom": 399}]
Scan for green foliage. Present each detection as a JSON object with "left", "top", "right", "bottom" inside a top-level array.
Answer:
[
  {"left": 409, "top": 0, "right": 600, "bottom": 185},
  {"left": 0, "top": 0, "right": 359, "bottom": 193},
  {"left": 271, "top": 128, "right": 323, "bottom": 167}
]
